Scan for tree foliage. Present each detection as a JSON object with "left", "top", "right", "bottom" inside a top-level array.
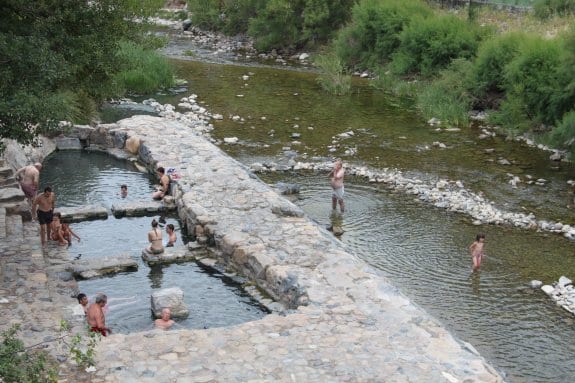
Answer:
[
  {"left": 0, "top": 0, "right": 165, "bottom": 150},
  {"left": 187, "top": 0, "right": 354, "bottom": 51},
  {"left": 0, "top": 325, "right": 57, "bottom": 383}
]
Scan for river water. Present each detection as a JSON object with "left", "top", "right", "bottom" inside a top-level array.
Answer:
[{"left": 121, "top": 51, "right": 575, "bottom": 383}]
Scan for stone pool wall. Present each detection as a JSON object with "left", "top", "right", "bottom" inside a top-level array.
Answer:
[{"left": 0, "top": 116, "right": 504, "bottom": 382}]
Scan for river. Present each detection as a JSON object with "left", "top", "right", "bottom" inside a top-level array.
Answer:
[{"left": 103, "top": 33, "right": 575, "bottom": 382}]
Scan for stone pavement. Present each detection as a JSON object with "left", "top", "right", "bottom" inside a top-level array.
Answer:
[{"left": 0, "top": 117, "right": 506, "bottom": 382}]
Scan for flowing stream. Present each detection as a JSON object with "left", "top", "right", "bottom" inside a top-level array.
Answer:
[{"left": 129, "top": 54, "right": 575, "bottom": 383}]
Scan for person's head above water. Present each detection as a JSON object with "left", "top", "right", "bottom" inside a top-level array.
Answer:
[{"left": 151, "top": 219, "right": 159, "bottom": 229}]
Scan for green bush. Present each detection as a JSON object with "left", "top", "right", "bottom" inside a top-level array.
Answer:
[
  {"left": 0, "top": 325, "right": 57, "bottom": 383},
  {"left": 333, "top": 0, "right": 431, "bottom": 70},
  {"left": 314, "top": 53, "right": 351, "bottom": 95},
  {"left": 248, "top": 0, "right": 301, "bottom": 51},
  {"left": 471, "top": 32, "right": 525, "bottom": 101},
  {"left": 391, "top": 14, "right": 484, "bottom": 77},
  {"left": 114, "top": 41, "right": 175, "bottom": 95},
  {"left": 186, "top": 0, "right": 225, "bottom": 31},
  {"left": 495, "top": 36, "right": 566, "bottom": 129},
  {"left": 417, "top": 59, "right": 475, "bottom": 126},
  {"left": 550, "top": 110, "right": 575, "bottom": 157},
  {"left": 534, "top": 0, "right": 575, "bottom": 19}
]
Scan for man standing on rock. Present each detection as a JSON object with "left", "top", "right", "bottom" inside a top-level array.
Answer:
[
  {"left": 329, "top": 158, "right": 345, "bottom": 213},
  {"left": 15, "top": 162, "right": 42, "bottom": 204},
  {"left": 32, "top": 186, "right": 55, "bottom": 246}
]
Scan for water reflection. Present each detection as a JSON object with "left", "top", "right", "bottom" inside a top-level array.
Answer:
[{"left": 148, "top": 264, "right": 165, "bottom": 289}]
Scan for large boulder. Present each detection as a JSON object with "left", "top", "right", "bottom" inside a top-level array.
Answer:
[{"left": 151, "top": 287, "right": 189, "bottom": 319}]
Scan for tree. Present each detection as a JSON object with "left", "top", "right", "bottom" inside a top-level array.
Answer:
[{"left": 0, "top": 0, "right": 164, "bottom": 151}]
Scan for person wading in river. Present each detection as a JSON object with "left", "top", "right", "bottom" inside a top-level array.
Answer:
[{"left": 329, "top": 158, "right": 345, "bottom": 213}]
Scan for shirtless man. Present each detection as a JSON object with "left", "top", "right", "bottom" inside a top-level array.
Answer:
[
  {"left": 87, "top": 293, "right": 111, "bottom": 336},
  {"left": 329, "top": 158, "right": 345, "bottom": 213},
  {"left": 15, "top": 163, "right": 42, "bottom": 204},
  {"left": 32, "top": 186, "right": 55, "bottom": 246},
  {"left": 152, "top": 167, "right": 170, "bottom": 200},
  {"left": 154, "top": 308, "right": 175, "bottom": 330}
]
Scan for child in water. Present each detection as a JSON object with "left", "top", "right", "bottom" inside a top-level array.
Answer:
[{"left": 469, "top": 233, "right": 486, "bottom": 272}]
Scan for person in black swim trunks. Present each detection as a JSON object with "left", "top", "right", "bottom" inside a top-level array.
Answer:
[{"left": 32, "top": 186, "right": 55, "bottom": 246}]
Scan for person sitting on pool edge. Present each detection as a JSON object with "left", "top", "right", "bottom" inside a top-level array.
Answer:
[
  {"left": 152, "top": 167, "right": 170, "bottom": 200},
  {"left": 145, "top": 219, "right": 164, "bottom": 255}
]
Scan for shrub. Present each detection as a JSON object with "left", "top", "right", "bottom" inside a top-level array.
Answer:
[
  {"left": 534, "top": 0, "right": 575, "bottom": 19},
  {"left": 471, "top": 32, "right": 525, "bottom": 101},
  {"left": 550, "top": 110, "right": 575, "bottom": 157},
  {"left": 186, "top": 0, "right": 225, "bottom": 31},
  {"left": 333, "top": 0, "right": 432, "bottom": 70},
  {"left": 0, "top": 325, "right": 57, "bottom": 383},
  {"left": 495, "top": 36, "right": 566, "bottom": 128},
  {"left": 114, "top": 41, "right": 175, "bottom": 95},
  {"left": 391, "top": 14, "right": 484, "bottom": 77},
  {"left": 417, "top": 59, "right": 475, "bottom": 126},
  {"left": 248, "top": 0, "right": 301, "bottom": 51},
  {"left": 314, "top": 53, "right": 351, "bottom": 95}
]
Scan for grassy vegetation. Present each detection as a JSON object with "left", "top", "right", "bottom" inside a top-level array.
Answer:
[{"left": 114, "top": 41, "right": 175, "bottom": 95}]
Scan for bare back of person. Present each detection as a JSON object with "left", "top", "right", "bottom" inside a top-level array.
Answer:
[{"left": 17, "top": 163, "right": 41, "bottom": 202}]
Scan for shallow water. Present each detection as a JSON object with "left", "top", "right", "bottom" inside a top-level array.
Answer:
[
  {"left": 40, "top": 151, "right": 268, "bottom": 333},
  {"left": 97, "top": 56, "right": 575, "bottom": 382}
]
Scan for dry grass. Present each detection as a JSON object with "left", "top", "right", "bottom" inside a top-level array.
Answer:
[
  {"left": 476, "top": 8, "right": 574, "bottom": 38},
  {"left": 444, "top": 6, "right": 574, "bottom": 39}
]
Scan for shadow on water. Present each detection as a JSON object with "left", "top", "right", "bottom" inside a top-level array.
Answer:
[{"left": 40, "top": 151, "right": 268, "bottom": 334}]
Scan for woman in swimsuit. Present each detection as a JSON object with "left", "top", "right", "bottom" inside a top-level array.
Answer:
[
  {"left": 166, "top": 224, "right": 177, "bottom": 247},
  {"left": 147, "top": 219, "right": 164, "bottom": 254}
]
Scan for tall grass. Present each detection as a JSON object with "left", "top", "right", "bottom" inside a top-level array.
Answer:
[
  {"left": 314, "top": 53, "right": 351, "bottom": 95},
  {"left": 114, "top": 41, "right": 174, "bottom": 95}
]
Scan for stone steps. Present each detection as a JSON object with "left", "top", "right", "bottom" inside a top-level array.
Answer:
[{"left": 5, "top": 213, "right": 24, "bottom": 240}]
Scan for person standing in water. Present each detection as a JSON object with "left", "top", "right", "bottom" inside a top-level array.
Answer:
[
  {"left": 165, "top": 224, "right": 177, "bottom": 247},
  {"left": 329, "top": 158, "right": 345, "bottom": 213},
  {"left": 469, "top": 233, "right": 486, "bottom": 272}
]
